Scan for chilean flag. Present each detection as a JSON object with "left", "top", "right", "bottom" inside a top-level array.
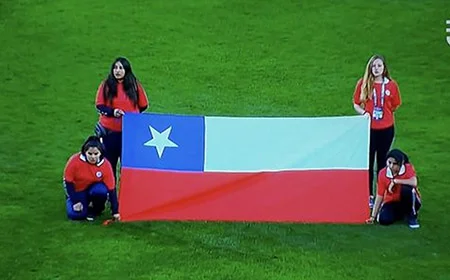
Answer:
[{"left": 118, "top": 113, "right": 370, "bottom": 223}]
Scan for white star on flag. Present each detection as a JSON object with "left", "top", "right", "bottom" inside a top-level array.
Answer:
[{"left": 143, "top": 125, "right": 178, "bottom": 158}]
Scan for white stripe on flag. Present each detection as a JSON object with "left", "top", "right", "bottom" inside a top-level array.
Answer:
[{"left": 204, "top": 115, "right": 370, "bottom": 172}]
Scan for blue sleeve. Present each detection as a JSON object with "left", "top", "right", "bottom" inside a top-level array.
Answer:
[
  {"left": 108, "top": 189, "right": 119, "bottom": 214},
  {"left": 63, "top": 180, "right": 82, "bottom": 202},
  {"left": 96, "top": 105, "right": 114, "bottom": 117}
]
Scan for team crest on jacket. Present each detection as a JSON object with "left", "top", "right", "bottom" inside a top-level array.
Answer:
[
  {"left": 96, "top": 171, "right": 102, "bottom": 178},
  {"left": 385, "top": 90, "right": 391, "bottom": 96}
]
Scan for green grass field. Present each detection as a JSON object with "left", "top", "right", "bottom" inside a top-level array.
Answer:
[{"left": 1, "top": 0, "right": 450, "bottom": 279}]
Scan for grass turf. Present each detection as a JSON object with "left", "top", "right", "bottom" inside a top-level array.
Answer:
[{"left": 1, "top": 0, "right": 450, "bottom": 279}]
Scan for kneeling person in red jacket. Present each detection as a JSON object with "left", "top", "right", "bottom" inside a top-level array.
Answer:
[
  {"left": 63, "top": 136, "right": 119, "bottom": 221},
  {"left": 367, "top": 149, "right": 421, "bottom": 229}
]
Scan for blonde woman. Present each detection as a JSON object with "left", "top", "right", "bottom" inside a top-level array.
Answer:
[{"left": 353, "top": 55, "right": 402, "bottom": 208}]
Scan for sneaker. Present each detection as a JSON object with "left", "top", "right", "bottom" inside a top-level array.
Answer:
[
  {"left": 86, "top": 215, "right": 95, "bottom": 222},
  {"left": 408, "top": 216, "right": 420, "bottom": 229},
  {"left": 369, "top": 196, "right": 374, "bottom": 209}
]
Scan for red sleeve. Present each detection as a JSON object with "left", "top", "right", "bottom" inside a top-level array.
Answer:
[
  {"left": 404, "top": 164, "right": 416, "bottom": 178},
  {"left": 376, "top": 171, "right": 389, "bottom": 196},
  {"left": 63, "top": 154, "right": 78, "bottom": 182},
  {"left": 95, "top": 81, "right": 106, "bottom": 106},
  {"left": 102, "top": 160, "right": 116, "bottom": 190},
  {"left": 353, "top": 78, "right": 363, "bottom": 105},
  {"left": 137, "top": 82, "right": 149, "bottom": 108},
  {"left": 390, "top": 80, "right": 401, "bottom": 110}
]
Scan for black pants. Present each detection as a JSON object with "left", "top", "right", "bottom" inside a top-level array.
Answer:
[
  {"left": 103, "top": 131, "right": 122, "bottom": 181},
  {"left": 369, "top": 126, "right": 395, "bottom": 196},
  {"left": 95, "top": 124, "right": 122, "bottom": 181},
  {"left": 379, "top": 185, "right": 421, "bottom": 225}
]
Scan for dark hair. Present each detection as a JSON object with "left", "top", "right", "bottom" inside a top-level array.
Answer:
[
  {"left": 81, "top": 135, "right": 105, "bottom": 160},
  {"left": 102, "top": 57, "right": 139, "bottom": 107},
  {"left": 386, "top": 149, "right": 410, "bottom": 165}
]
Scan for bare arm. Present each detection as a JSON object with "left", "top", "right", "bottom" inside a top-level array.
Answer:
[
  {"left": 353, "top": 103, "right": 369, "bottom": 116},
  {"left": 370, "top": 195, "right": 384, "bottom": 219}
]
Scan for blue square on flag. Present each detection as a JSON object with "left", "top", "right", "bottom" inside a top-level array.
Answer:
[{"left": 122, "top": 112, "right": 205, "bottom": 172}]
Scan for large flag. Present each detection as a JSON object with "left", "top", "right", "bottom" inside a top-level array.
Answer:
[{"left": 119, "top": 112, "right": 370, "bottom": 223}]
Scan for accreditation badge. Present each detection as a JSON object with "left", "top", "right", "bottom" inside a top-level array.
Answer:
[{"left": 373, "top": 107, "right": 384, "bottom": 120}]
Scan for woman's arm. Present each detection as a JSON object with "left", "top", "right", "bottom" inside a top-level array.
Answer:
[
  {"left": 390, "top": 80, "right": 402, "bottom": 112},
  {"left": 96, "top": 105, "right": 114, "bottom": 117},
  {"left": 353, "top": 103, "right": 367, "bottom": 115},
  {"left": 393, "top": 176, "right": 417, "bottom": 187},
  {"left": 108, "top": 189, "right": 119, "bottom": 215},
  {"left": 63, "top": 155, "right": 82, "bottom": 203},
  {"left": 367, "top": 194, "right": 384, "bottom": 223},
  {"left": 137, "top": 82, "right": 149, "bottom": 112},
  {"left": 354, "top": 104, "right": 371, "bottom": 118},
  {"left": 95, "top": 81, "right": 119, "bottom": 117},
  {"left": 63, "top": 180, "right": 82, "bottom": 203},
  {"left": 371, "top": 195, "right": 384, "bottom": 218},
  {"left": 103, "top": 161, "right": 119, "bottom": 217}
]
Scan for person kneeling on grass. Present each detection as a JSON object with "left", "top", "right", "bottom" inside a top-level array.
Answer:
[
  {"left": 366, "top": 149, "right": 421, "bottom": 229},
  {"left": 63, "top": 135, "right": 120, "bottom": 221}
]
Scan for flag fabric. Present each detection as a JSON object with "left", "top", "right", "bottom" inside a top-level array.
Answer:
[{"left": 119, "top": 112, "right": 370, "bottom": 223}]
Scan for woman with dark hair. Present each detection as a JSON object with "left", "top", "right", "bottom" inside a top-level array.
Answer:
[
  {"left": 352, "top": 54, "right": 402, "bottom": 208},
  {"left": 366, "top": 149, "right": 421, "bottom": 229},
  {"left": 63, "top": 136, "right": 119, "bottom": 221},
  {"left": 94, "top": 57, "right": 149, "bottom": 179}
]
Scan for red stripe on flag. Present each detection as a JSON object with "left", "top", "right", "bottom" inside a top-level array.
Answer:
[{"left": 118, "top": 168, "right": 369, "bottom": 223}]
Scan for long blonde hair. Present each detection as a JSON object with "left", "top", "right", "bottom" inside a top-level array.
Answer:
[{"left": 360, "top": 55, "right": 391, "bottom": 104}]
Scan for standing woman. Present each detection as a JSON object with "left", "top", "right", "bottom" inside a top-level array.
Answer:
[
  {"left": 95, "top": 57, "right": 149, "bottom": 179},
  {"left": 352, "top": 54, "right": 402, "bottom": 208}
]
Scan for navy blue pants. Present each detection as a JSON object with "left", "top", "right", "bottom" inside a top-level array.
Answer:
[
  {"left": 100, "top": 129, "right": 122, "bottom": 180},
  {"left": 369, "top": 126, "right": 395, "bottom": 196},
  {"left": 66, "top": 183, "right": 108, "bottom": 220},
  {"left": 378, "top": 185, "right": 421, "bottom": 225}
]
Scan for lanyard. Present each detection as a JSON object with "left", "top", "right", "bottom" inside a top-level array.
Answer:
[{"left": 373, "top": 79, "right": 387, "bottom": 107}]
